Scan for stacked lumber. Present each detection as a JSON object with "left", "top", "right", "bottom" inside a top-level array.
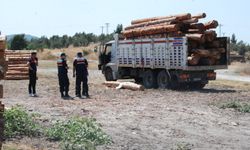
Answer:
[
  {"left": 0, "top": 35, "right": 6, "bottom": 149},
  {"left": 5, "top": 51, "right": 31, "bottom": 80},
  {"left": 0, "top": 101, "right": 4, "bottom": 149},
  {"left": 122, "top": 13, "right": 226, "bottom": 66}
]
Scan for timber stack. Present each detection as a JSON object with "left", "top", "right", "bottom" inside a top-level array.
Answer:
[
  {"left": 122, "top": 13, "right": 226, "bottom": 66},
  {"left": 0, "top": 35, "right": 7, "bottom": 149},
  {"left": 5, "top": 51, "right": 31, "bottom": 80}
]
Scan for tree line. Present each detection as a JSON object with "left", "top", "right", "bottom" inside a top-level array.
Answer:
[
  {"left": 8, "top": 24, "right": 123, "bottom": 50},
  {"left": 230, "top": 34, "right": 250, "bottom": 56}
]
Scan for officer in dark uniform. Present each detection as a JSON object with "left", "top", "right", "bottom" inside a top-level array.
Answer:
[
  {"left": 73, "top": 52, "right": 89, "bottom": 98},
  {"left": 27, "top": 52, "right": 38, "bottom": 97},
  {"left": 57, "top": 53, "right": 70, "bottom": 98}
]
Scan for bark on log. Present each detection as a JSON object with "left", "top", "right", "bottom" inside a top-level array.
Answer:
[
  {"left": 103, "top": 81, "right": 144, "bottom": 91},
  {"left": 186, "top": 34, "right": 205, "bottom": 43},
  {"left": 182, "top": 18, "right": 199, "bottom": 24},
  {"left": 189, "top": 23, "right": 205, "bottom": 30},
  {"left": 4, "top": 76, "right": 29, "bottom": 80},
  {"left": 192, "top": 13, "right": 206, "bottom": 19},
  {"left": 188, "top": 53, "right": 200, "bottom": 65},
  {"left": 125, "top": 17, "right": 177, "bottom": 30},
  {"left": 204, "top": 20, "right": 219, "bottom": 30},
  {"left": 204, "top": 30, "right": 217, "bottom": 42},
  {"left": 123, "top": 24, "right": 179, "bottom": 38},
  {"left": 131, "top": 13, "right": 191, "bottom": 25}
]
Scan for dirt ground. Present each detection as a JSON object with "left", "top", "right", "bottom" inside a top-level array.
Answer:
[{"left": 2, "top": 60, "right": 250, "bottom": 150}]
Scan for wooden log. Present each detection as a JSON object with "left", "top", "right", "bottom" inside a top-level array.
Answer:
[
  {"left": 131, "top": 13, "right": 191, "bottom": 25},
  {"left": 199, "top": 57, "right": 217, "bottom": 65},
  {"left": 194, "top": 49, "right": 211, "bottom": 57},
  {"left": 192, "top": 13, "right": 206, "bottom": 19},
  {"left": 186, "top": 34, "right": 205, "bottom": 43},
  {"left": 182, "top": 18, "right": 199, "bottom": 24},
  {"left": 188, "top": 53, "right": 201, "bottom": 65},
  {"left": 0, "top": 41, "right": 5, "bottom": 50},
  {"left": 189, "top": 23, "right": 205, "bottom": 31},
  {"left": 7, "top": 61, "right": 28, "bottom": 65},
  {"left": 6, "top": 71, "right": 29, "bottom": 76},
  {"left": 8, "top": 66, "right": 28, "bottom": 69},
  {"left": 125, "top": 17, "right": 177, "bottom": 30},
  {"left": 204, "top": 30, "right": 217, "bottom": 42},
  {"left": 8, "top": 57, "right": 29, "bottom": 61},
  {"left": 123, "top": 24, "right": 179, "bottom": 38},
  {"left": 103, "top": 81, "right": 144, "bottom": 91},
  {"left": 204, "top": 20, "right": 219, "bottom": 30},
  {"left": 5, "top": 75, "right": 29, "bottom": 80}
]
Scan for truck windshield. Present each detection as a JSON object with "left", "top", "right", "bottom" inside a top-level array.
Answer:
[{"left": 105, "top": 44, "right": 112, "bottom": 55}]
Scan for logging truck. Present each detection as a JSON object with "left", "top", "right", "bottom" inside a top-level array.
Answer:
[{"left": 98, "top": 34, "right": 229, "bottom": 89}]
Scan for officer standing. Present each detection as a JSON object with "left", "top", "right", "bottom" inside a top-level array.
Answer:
[
  {"left": 27, "top": 52, "right": 38, "bottom": 97},
  {"left": 73, "top": 52, "right": 89, "bottom": 98},
  {"left": 57, "top": 53, "right": 70, "bottom": 98}
]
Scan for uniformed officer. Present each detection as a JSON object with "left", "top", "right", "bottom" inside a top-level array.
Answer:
[
  {"left": 27, "top": 52, "right": 38, "bottom": 97},
  {"left": 73, "top": 52, "right": 89, "bottom": 98},
  {"left": 57, "top": 53, "right": 70, "bottom": 98}
]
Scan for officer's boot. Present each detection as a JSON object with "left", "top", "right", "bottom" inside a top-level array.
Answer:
[
  {"left": 65, "top": 91, "right": 70, "bottom": 98},
  {"left": 61, "top": 92, "right": 65, "bottom": 98}
]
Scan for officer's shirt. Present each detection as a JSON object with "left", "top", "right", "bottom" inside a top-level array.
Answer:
[
  {"left": 57, "top": 58, "right": 68, "bottom": 74},
  {"left": 73, "top": 57, "right": 88, "bottom": 75}
]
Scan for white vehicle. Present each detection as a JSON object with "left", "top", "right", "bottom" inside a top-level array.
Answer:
[{"left": 99, "top": 34, "right": 229, "bottom": 89}]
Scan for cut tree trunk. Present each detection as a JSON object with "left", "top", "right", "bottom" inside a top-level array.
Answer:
[
  {"left": 131, "top": 13, "right": 191, "bottom": 25},
  {"left": 186, "top": 34, "right": 205, "bottom": 43},
  {"left": 125, "top": 17, "right": 177, "bottom": 30},
  {"left": 123, "top": 24, "right": 179, "bottom": 38},
  {"left": 188, "top": 53, "right": 201, "bottom": 65},
  {"left": 192, "top": 13, "right": 206, "bottom": 19},
  {"left": 204, "top": 20, "right": 219, "bottom": 30}
]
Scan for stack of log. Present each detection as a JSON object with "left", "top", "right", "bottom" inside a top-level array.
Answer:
[
  {"left": 5, "top": 51, "right": 31, "bottom": 80},
  {"left": 0, "top": 35, "right": 6, "bottom": 149},
  {"left": 122, "top": 13, "right": 226, "bottom": 66}
]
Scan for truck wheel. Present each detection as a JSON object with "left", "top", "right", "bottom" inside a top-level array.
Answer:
[
  {"left": 142, "top": 70, "right": 157, "bottom": 89},
  {"left": 188, "top": 82, "right": 206, "bottom": 90},
  {"left": 157, "top": 70, "right": 170, "bottom": 89},
  {"left": 104, "top": 67, "right": 115, "bottom": 81}
]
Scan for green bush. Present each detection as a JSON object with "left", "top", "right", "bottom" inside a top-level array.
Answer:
[
  {"left": 46, "top": 118, "right": 112, "bottom": 150},
  {"left": 220, "top": 101, "right": 250, "bottom": 113},
  {"left": 4, "top": 106, "right": 42, "bottom": 138}
]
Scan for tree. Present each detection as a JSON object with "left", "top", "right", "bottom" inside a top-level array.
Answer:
[
  {"left": 10, "top": 34, "right": 27, "bottom": 50},
  {"left": 231, "top": 33, "right": 237, "bottom": 44},
  {"left": 114, "top": 24, "right": 123, "bottom": 34}
]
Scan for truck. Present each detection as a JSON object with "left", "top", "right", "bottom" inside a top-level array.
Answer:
[{"left": 98, "top": 34, "right": 229, "bottom": 89}]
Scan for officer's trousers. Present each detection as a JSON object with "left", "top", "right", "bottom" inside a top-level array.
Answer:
[
  {"left": 58, "top": 74, "right": 69, "bottom": 94},
  {"left": 75, "top": 75, "right": 88, "bottom": 96},
  {"left": 29, "top": 70, "right": 37, "bottom": 94}
]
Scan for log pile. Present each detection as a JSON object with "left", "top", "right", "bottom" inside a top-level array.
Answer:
[
  {"left": 0, "top": 35, "right": 6, "bottom": 149},
  {"left": 5, "top": 51, "right": 31, "bottom": 80},
  {"left": 103, "top": 81, "right": 144, "bottom": 91},
  {"left": 122, "top": 13, "right": 226, "bottom": 66}
]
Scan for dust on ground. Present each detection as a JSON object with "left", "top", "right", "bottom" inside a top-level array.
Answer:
[{"left": 2, "top": 60, "right": 250, "bottom": 150}]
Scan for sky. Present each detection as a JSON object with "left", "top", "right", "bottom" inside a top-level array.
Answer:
[{"left": 0, "top": 0, "right": 249, "bottom": 43}]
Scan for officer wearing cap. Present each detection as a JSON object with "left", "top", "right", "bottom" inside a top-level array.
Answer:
[
  {"left": 57, "top": 53, "right": 70, "bottom": 98},
  {"left": 73, "top": 52, "right": 89, "bottom": 98}
]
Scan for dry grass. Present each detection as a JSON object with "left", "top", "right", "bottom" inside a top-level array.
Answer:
[
  {"left": 209, "top": 79, "right": 250, "bottom": 90},
  {"left": 38, "top": 44, "right": 99, "bottom": 61},
  {"left": 229, "top": 62, "right": 250, "bottom": 76}
]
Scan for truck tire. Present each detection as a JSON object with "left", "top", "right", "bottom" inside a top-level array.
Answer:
[
  {"left": 142, "top": 70, "right": 157, "bottom": 89},
  {"left": 188, "top": 82, "right": 206, "bottom": 90},
  {"left": 104, "top": 67, "right": 116, "bottom": 81},
  {"left": 157, "top": 70, "right": 170, "bottom": 89}
]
